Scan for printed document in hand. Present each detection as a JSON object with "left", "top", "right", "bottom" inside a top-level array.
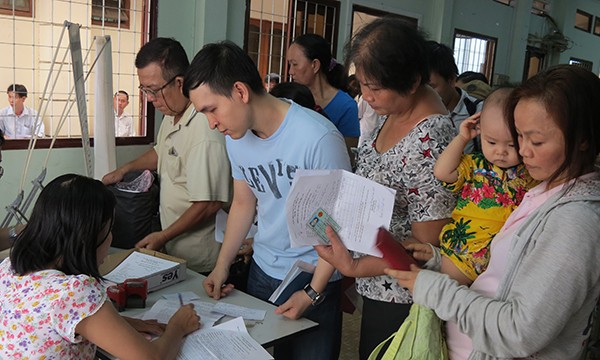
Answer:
[{"left": 286, "top": 169, "right": 395, "bottom": 257}]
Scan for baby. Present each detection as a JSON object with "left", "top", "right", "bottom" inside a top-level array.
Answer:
[{"left": 431, "top": 87, "right": 537, "bottom": 285}]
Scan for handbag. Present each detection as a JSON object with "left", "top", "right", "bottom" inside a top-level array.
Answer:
[{"left": 368, "top": 304, "right": 449, "bottom": 360}]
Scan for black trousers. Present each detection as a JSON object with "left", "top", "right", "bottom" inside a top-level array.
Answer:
[{"left": 359, "top": 296, "right": 412, "bottom": 360}]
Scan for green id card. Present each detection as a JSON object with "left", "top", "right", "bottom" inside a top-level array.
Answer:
[{"left": 307, "top": 208, "right": 341, "bottom": 245}]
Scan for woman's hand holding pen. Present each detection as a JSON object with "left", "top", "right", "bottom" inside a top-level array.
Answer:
[{"left": 168, "top": 303, "right": 200, "bottom": 336}]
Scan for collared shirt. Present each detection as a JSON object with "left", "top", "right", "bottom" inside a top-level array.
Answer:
[
  {"left": 450, "top": 88, "right": 483, "bottom": 153},
  {"left": 154, "top": 104, "right": 232, "bottom": 273},
  {"left": 114, "top": 111, "right": 134, "bottom": 137},
  {"left": 0, "top": 105, "right": 45, "bottom": 138}
]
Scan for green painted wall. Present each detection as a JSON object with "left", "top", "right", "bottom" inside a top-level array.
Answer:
[{"left": 3, "top": 0, "right": 598, "bottom": 221}]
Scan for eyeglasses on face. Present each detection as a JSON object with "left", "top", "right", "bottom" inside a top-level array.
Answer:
[{"left": 138, "top": 74, "right": 180, "bottom": 99}]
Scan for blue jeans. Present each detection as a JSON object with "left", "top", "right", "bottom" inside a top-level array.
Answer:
[{"left": 247, "top": 260, "right": 342, "bottom": 360}]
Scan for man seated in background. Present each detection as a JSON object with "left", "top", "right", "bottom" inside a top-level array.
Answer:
[
  {"left": 114, "top": 90, "right": 134, "bottom": 137},
  {"left": 0, "top": 84, "right": 44, "bottom": 139}
]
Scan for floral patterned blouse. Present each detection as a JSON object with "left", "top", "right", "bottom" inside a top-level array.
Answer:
[
  {"left": 0, "top": 258, "right": 106, "bottom": 359},
  {"left": 354, "top": 114, "right": 456, "bottom": 303}
]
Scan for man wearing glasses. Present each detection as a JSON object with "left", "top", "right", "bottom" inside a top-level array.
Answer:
[{"left": 102, "top": 38, "right": 232, "bottom": 274}]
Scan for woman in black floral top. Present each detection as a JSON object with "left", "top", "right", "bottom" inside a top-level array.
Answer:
[{"left": 315, "top": 17, "right": 456, "bottom": 359}]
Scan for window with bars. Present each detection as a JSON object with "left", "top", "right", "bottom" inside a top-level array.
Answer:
[
  {"left": 0, "top": 0, "right": 156, "bottom": 150},
  {"left": 92, "top": 0, "right": 130, "bottom": 29},
  {"left": 569, "top": 57, "right": 592, "bottom": 71},
  {"left": 453, "top": 29, "right": 496, "bottom": 84},
  {"left": 245, "top": 0, "right": 340, "bottom": 85}
]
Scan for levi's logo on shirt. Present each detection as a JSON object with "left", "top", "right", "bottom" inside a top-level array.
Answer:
[{"left": 239, "top": 159, "right": 298, "bottom": 199}]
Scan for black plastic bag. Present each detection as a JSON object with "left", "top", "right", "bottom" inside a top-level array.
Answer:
[{"left": 108, "top": 170, "right": 160, "bottom": 249}]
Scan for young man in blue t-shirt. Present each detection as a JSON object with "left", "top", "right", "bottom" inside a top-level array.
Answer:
[{"left": 183, "top": 41, "right": 351, "bottom": 360}]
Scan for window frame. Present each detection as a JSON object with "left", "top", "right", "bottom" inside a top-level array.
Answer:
[
  {"left": 92, "top": 0, "right": 131, "bottom": 30},
  {"left": 453, "top": 28, "right": 497, "bottom": 84},
  {"left": 3, "top": 0, "right": 158, "bottom": 151},
  {"left": 244, "top": 0, "right": 341, "bottom": 83},
  {"left": 493, "top": 0, "right": 512, "bottom": 6},
  {"left": 0, "top": 0, "right": 33, "bottom": 17},
  {"left": 593, "top": 16, "right": 600, "bottom": 36},
  {"left": 575, "top": 9, "right": 593, "bottom": 33},
  {"left": 350, "top": 4, "right": 418, "bottom": 31}
]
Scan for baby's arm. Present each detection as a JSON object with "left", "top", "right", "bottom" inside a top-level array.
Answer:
[
  {"left": 441, "top": 256, "right": 473, "bottom": 286},
  {"left": 434, "top": 113, "right": 481, "bottom": 183},
  {"left": 406, "top": 243, "right": 472, "bottom": 285}
]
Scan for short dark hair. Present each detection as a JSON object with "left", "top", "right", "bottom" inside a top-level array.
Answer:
[
  {"left": 269, "top": 82, "right": 330, "bottom": 119},
  {"left": 270, "top": 82, "right": 316, "bottom": 109},
  {"left": 10, "top": 174, "right": 116, "bottom": 280},
  {"left": 0, "top": 129, "right": 5, "bottom": 146},
  {"left": 183, "top": 41, "right": 264, "bottom": 98},
  {"left": 114, "top": 90, "right": 129, "bottom": 100},
  {"left": 457, "top": 71, "right": 489, "bottom": 85},
  {"left": 506, "top": 65, "right": 600, "bottom": 185},
  {"left": 7, "top": 84, "right": 27, "bottom": 97},
  {"left": 135, "top": 37, "right": 189, "bottom": 81},
  {"left": 292, "top": 34, "right": 348, "bottom": 92},
  {"left": 344, "top": 17, "right": 429, "bottom": 94},
  {"left": 425, "top": 41, "right": 459, "bottom": 81}
]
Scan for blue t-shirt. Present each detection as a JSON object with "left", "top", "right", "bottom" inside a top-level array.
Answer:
[
  {"left": 227, "top": 101, "right": 351, "bottom": 280},
  {"left": 323, "top": 90, "right": 360, "bottom": 137}
]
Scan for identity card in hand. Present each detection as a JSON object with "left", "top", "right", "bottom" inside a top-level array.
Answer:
[{"left": 307, "top": 208, "right": 341, "bottom": 245}]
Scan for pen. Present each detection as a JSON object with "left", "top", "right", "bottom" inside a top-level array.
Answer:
[{"left": 178, "top": 292, "right": 184, "bottom": 307}]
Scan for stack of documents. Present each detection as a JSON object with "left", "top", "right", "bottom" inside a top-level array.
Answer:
[
  {"left": 140, "top": 292, "right": 272, "bottom": 359},
  {"left": 178, "top": 317, "right": 273, "bottom": 360}
]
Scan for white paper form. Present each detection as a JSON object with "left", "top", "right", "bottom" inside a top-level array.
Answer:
[
  {"left": 177, "top": 317, "right": 273, "bottom": 360},
  {"left": 162, "top": 291, "right": 199, "bottom": 303},
  {"left": 104, "top": 251, "right": 179, "bottom": 284},
  {"left": 286, "top": 169, "right": 396, "bottom": 256},
  {"left": 211, "top": 302, "right": 266, "bottom": 321},
  {"left": 141, "top": 299, "right": 223, "bottom": 329}
]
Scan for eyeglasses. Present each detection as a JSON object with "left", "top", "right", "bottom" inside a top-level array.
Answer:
[{"left": 138, "top": 74, "right": 179, "bottom": 99}]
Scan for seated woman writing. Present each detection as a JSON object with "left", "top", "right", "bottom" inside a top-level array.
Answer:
[{"left": 0, "top": 174, "right": 200, "bottom": 360}]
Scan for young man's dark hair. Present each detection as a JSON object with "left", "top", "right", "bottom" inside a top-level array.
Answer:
[
  {"left": 182, "top": 41, "right": 265, "bottom": 98},
  {"left": 457, "top": 71, "right": 489, "bottom": 85},
  {"left": 6, "top": 84, "right": 27, "bottom": 98},
  {"left": 425, "top": 41, "right": 459, "bottom": 81},
  {"left": 114, "top": 90, "right": 129, "bottom": 100},
  {"left": 135, "top": 37, "right": 189, "bottom": 81}
]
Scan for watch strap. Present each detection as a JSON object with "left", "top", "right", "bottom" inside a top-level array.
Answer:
[{"left": 303, "top": 283, "right": 323, "bottom": 306}]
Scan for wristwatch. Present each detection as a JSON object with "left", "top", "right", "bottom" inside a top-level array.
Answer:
[{"left": 303, "top": 283, "right": 325, "bottom": 306}]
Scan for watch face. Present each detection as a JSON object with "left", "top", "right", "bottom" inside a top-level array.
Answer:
[{"left": 313, "top": 293, "right": 325, "bottom": 306}]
